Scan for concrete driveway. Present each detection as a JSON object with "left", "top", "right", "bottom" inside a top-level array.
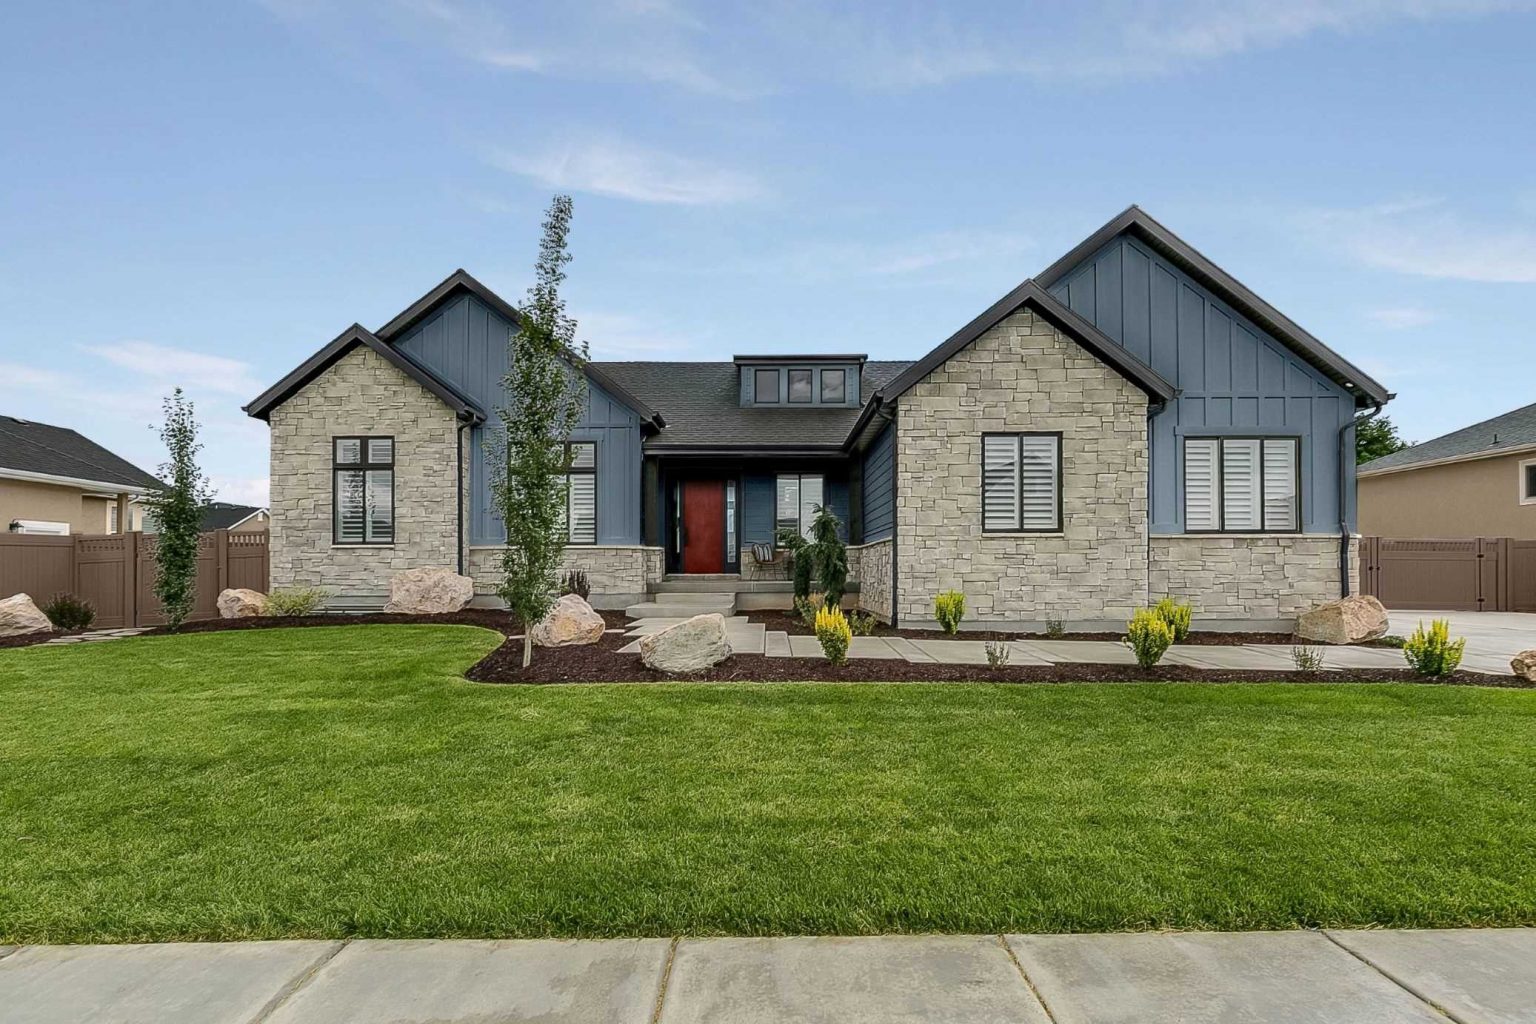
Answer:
[{"left": 1387, "top": 609, "right": 1536, "bottom": 674}]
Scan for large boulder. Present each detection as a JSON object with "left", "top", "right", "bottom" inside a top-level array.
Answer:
[
  {"left": 1511, "top": 650, "right": 1536, "bottom": 682},
  {"left": 0, "top": 593, "right": 53, "bottom": 637},
  {"left": 1296, "top": 594, "right": 1390, "bottom": 645},
  {"left": 217, "top": 588, "right": 267, "bottom": 619},
  {"left": 639, "top": 613, "right": 732, "bottom": 674},
  {"left": 383, "top": 567, "right": 475, "bottom": 614},
  {"left": 532, "top": 593, "right": 606, "bottom": 647}
]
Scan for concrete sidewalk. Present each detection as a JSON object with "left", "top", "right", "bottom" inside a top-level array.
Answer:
[{"left": 2, "top": 929, "right": 1532, "bottom": 1023}]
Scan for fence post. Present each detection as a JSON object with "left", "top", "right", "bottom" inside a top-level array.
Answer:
[
  {"left": 124, "top": 531, "right": 139, "bottom": 627},
  {"left": 216, "top": 529, "right": 229, "bottom": 595}
]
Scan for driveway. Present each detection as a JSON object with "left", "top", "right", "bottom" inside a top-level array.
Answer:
[{"left": 1387, "top": 609, "right": 1536, "bottom": 674}]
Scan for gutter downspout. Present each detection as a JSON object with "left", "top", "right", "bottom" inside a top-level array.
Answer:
[
  {"left": 1146, "top": 398, "right": 1167, "bottom": 611},
  {"left": 456, "top": 420, "right": 468, "bottom": 576},
  {"left": 1338, "top": 400, "right": 1383, "bottom": 596}
]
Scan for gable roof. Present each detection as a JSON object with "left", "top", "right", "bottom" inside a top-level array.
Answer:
[
  {"left": 0, "top": 415, "right": 163, "bottom": 492},
  {"left": 1360, "top": 401, "right": 1536, "bottom": 476},
  {"left": 244, "top": 324, "right": 485, "bottom": 422},
  {"left": 1037, "top": 205, "right": 1392, "bottom": 406},
  {"left": 199, "top": 501, "right": 269, "bottom": 531},
  {"left": 874, "top": 279, "right": 1176, "bottom": 406}
]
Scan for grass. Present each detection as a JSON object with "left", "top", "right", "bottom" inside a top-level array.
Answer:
[{"left": 2, "top": 624, "right": 1535, "bottom": 943}]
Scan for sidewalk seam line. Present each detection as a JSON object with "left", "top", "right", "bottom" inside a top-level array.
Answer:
[
  {"left": 245, "top": 938, "right": 350, "bottom": 1024},
  {"left": 1320, "top": 930, "right": 1465, "bottom": 1024},
  {"left": 998, "top": 934, "right": 1061, "bottom": 1024},
  {"left": 650, "top": 936, "right": 680, "bottom": 1024}
]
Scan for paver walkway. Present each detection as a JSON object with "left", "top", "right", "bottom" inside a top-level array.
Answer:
[
  {"left": 1, "top": 929, "right": 1531, "bottom": 1022},
  {"left": 40, "top": 627, "right": 151, "bottom": 646},
  {"left": 1388, "top": 609, "right": 1535, "bottom": 675}
]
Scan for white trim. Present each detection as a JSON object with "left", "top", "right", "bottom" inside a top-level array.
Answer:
[
  {"left": 0, "top": 466, "right": 146, "bottom": 494},
  {"left": 223, "top": 508, "right": 270, "bottom": 530},
  {"left": 1359, "top": 442, "right": 1536, "bottom": 478},
  {"left": 1519, "top": 459, "right": 1536, "bottom": 506}
]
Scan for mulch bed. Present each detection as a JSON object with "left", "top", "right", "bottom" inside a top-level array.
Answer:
[
  {"left": 0, "top": 630, "right": 65, "bottom": 650},
  {"left": 140, "top": 609, "right": 629, "bottom": 638},
  {"left": 744, "top": 610, "right": 1396, "bottom": 646}
]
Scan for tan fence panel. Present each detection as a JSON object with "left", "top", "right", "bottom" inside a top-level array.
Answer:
[
  {"left": 0, "top": 533, "right": 75, "bottom": 609},
  {"left": 74, "top": 534, "right": 135, "bottom": 628},
  {"left": 226, "top": 530, "right": 270, "bottom": 593},
  {"left": 1510, "top": 541, "right": 1536, "bottom": 613},
  {"left": 136, "top": 533, "right": 223, "bottom": 626},
  {"left": 1361, "top": 537, "right": 1517, "bottom": 612}
]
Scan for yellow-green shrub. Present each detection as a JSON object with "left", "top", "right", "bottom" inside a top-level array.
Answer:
[
  {"left": 1124, "top": 608, "right": 1174, "bottom": 668},
  {"left": 814, "top": 604, "right": 853, "bottom": 665},
  {"left": 1403, "top": 618, "right": 1466, "bottom": 676},
  {"left": 1153, "top": 597, "right": 1192, "bottom": 642},
  {"left": 934, "top": 591, "right": 965, "bottom": 634}
]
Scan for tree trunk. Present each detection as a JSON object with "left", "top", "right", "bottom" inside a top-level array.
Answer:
[{"left": 522, "top": 631, "right": 532, "bottom": 669}]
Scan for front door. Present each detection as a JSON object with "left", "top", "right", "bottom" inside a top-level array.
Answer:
[{"left": 681, "top": 480, "right": 726, "bottom": 573}]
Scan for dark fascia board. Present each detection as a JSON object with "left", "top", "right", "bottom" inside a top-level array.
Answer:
[
  {"left": 732, "top": 354, "right": 869, "bottom": 364},
  {"left": 643, "top": 443, "right": 848, "bottom": 458},
  {"left": 871, "top": 280, "right": 1176, "bottom": 414},
  {"left": 1036, "top": 205, "right": 1393, "bottom": 406},
  {"left": 243, "top": 324, "right": 485, "bottom": 423},
  {"left": 374, "top": 268, "right": 666, "bottom": 432}
]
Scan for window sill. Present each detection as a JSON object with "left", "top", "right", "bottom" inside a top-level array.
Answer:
[
  {"left": 980, "top": 531, "right": 1065, "bottom": 538},
  {"left": 330, "top": 544, "right": 395, "bottom": 549}
]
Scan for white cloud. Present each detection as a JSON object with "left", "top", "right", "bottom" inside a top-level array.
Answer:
[
  {"left": 1307, "top": 198, "right": 1536, "bottom": 283},
  {"left": 721, "top": 229, "right": 1034, "bottom": 282},
  {"left": 490, "top": 137, "right": 764, "bottom": 205},
  {"left": 577, "top": 311, "right": 701, "bottom": 358},
  {"left": 210, "top": 475, "right": 271, "bottom": 507},
  {"left": 1366, "top": 306, "right": 1439, "bottom": 329},
  {"left": 82, "top": 341, "right": 265, "bottom": 397}
]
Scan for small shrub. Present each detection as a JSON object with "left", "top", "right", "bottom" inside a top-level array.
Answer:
[
  {"left": 934, "top": 590, "right": 966, "bottom": 634},
  {"left": 1124, "top": 608, "right": 1174, "bottom": 669},
  {"left": 1044, "top": 616, "right": 1066, "bottom": 639},
  {"left": 1377, "top": 634, "right": 1407, "bottom": 649},
  {"left": 1402, "top": 618, "right": 1466, "bottom": 677},
  {"left": 1152, "top": 597, "right": 1192, "bottom": 642},
  {"left": 848, "top": 610, "right": 879, "bottom": 636},
  {"left": 985, "top": 640, "right": 1010, "bottom": 668},
  {"left": 794, "top": 593, "right": 825, "bottom": 627},
  {"left": 42, "top": 593, "right": 95, "bottom": 631},
  {"left": 814, "top": 603, "right": 852, "bottom": 665},
  {"left": 264, "top": 587, "right": 330, "bottom": 617},
  {"left": 559, "top": 569, "right": 590, "bottom": 600},
  {"left": 1291, "top": 645, "right": 1325, "bottom": 671}
]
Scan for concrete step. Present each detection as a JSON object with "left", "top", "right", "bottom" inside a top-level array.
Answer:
[{"left": 624, "top": 593, "right": 737, "bottom": 619}]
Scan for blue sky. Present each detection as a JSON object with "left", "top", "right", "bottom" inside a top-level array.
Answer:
[{"left": 3, "top": 0, "right": 1535, "bottom": 505}]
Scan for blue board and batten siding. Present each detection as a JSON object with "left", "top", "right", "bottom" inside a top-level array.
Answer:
[
  {"left": 860, "top": 421, "right": 895, "bottom": 542},
  {"left": 1048, "top": 236, "right": 1356, "bottom": 534},
  {"left": 392, "top": 293, "right": 645, "bottom": 545}
]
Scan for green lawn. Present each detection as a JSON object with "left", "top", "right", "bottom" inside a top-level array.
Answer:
[{"left": 2, "top": 624, "right": 1535, "bottom": 943}]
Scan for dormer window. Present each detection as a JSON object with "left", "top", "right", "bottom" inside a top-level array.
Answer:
[
  {"left": 737, "top": 354, "right": 866, "bottom": 407},
  {"left": 754, "top": 368, "right": 780, "bottom": 403},
  {"left": 788, "top": 369, "right": 813, "bottom": 403},
  {"left": 821, "top": 369, "right": 845, "bottom": 403}
]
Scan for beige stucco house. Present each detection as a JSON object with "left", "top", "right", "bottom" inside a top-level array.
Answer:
[{"left": 0, "top": 415, "right": 161, "bottom": 535}]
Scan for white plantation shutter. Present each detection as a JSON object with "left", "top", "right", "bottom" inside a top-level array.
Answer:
[
  {"left": 775, "top": 475, "right": 799, "bottom": 535},
  {"left": 1184, "top": 439, "right": 1218, "bottom": 530},
  {"left": 1220, "top": 438, "right": 1261, "bottom": 531},
  {"left": 567, "top": 473, "right": 596, "bottom": 543},
  {"left": 365, "top": 469, "right": 393, "bottom": 542},
  {"left": 1262, "top": 438, "right": 1298, "bottom": 531},
  {"left": 982, "top": 435, "right": 1020, "bottom": 531},
  {"left": 1020, "top": 435, "right": 1059, "bottom": 530},
  {"left": 336, "top": 470, "right": 366, "bottom": 542},
  {"left": 799, "top": 474, "right": 824, "bottom": 540}
]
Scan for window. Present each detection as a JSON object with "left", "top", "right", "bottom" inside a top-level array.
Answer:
[
  {"left": 820, "top": 368, "right": 846, "bottom": 403},
  {"left": 334, "top": 436, "right": 394, "bottom": 544},
  {"left": 787, "top": 368, "right": 813, "bottom": 403},
  {"left": 726, "top": 480, "right": 737, "bottom": 555},
  {"left": 1184, "top": 437, "right": 1298, "bottom": 532},
  {"left": 755, "top": 368, "right": 780, "bottom": 403},
  {"left": 564, "top": 442, "right": 597, "bottom": 544},
  {"left": 1521, "top": 459, "right": 1536, "bottom": 505},
  {"left": 775, "top": 473, "right": 824, "bottom": 541},
  {"left": 981, "top": 433, "right": 1060, "bottom": 532}
]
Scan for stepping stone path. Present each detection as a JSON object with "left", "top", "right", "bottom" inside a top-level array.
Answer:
[{"left": 41, "top": 628, "right": 151, "bottom": 645}]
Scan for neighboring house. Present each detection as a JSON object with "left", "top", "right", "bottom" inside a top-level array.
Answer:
[
  {"left": 245, "top": 206, "right": 1391, "bottom": 629},
  {"left": 0, "top": 415, "right": 161, "bottom": 535},
  {"left": 199, "top": 501, "right": 270, "bottom": 533},
  {"left": 1360, "top": 402, "right": 1536, "bottom": 539}
]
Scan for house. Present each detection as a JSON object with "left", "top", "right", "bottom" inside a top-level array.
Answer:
[
  {"left": 1360, "top": 402, "right": 1536, "bottom": 539},
  {"left": 245, "top": 206, "right": 1391, "bottom": 629},
  {"left": 0, "top": 415, "right": 161, "bottom": 535},
  {"left": 199, "top": 501, "right": 270, "bottom": 533}
]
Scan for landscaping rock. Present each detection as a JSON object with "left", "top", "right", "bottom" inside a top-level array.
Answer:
[
  {"left": 1511, "top": 650, "right": 1536, "bottom": 682},
  {"left": 216, "top": 588, "right": 267, "bottom": 619},
  {"left": 1296, "top": 595, "right": 1389, "bottom": 645},
  {"left": 640, "top": 612, "right": 732, "bottom": 674},
  {"left": 383, "top": 567, "right": 475, "bottom": 614},
  {"left": 0, "top": 593, "right": 53, "bottom": 637},
  {"left": 532, "top": 593, "right": 606, "bottom": 647}
]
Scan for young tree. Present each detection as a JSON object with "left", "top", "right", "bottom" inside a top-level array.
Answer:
[
  {"left": 1356, "top": 416, "right": 1410, "bottom": 464},
  {"left": 141, "top": 388, "right": 211, "bottom": 630},
  {"left": 487, "top": 195, "right": 589, "bottom": 668}
]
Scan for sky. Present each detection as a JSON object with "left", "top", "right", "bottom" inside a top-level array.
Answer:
[{"left": 3, "top": 0, "right": 1535, "bottom": 506}]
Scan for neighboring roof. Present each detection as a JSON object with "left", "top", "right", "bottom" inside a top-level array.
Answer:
[
  {"left": 199, "top": 502, "right": 268, "bottom": 531},
  {"left": 591, "top": 361, "right": 911, "bottom": 449},
  {"left": 244, "top": 324, "right": 485, "bottom": 423},
  {"left": 1360, "top": 401, "right": 1536, "bottom": 476},
  {"left": 1037, "top": 205, "right": 1392, "bottom": 406},
  {"left": 0, "top": 415, "right": 162, "bottom": 492},
  {"left": 875, "top": 280, "right": 1176, "bottom": 406}
]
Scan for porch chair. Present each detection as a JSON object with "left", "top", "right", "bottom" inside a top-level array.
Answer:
[{"left": 750, "top": 542, "right": 789, "bottom": 579}]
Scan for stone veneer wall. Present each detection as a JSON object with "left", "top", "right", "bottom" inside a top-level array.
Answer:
[
  {"left": 1149, "top": 534, "right": 1354, "bottom": 625},
  {"left": 852, "top": 539, "right": 892, "bottom": 621},
  {"left": 468, "top": 545, "right": 663, "bottom": 608},
  {"left": 269, "top": 345, "right": 464, "bottom": 599},
  {"left": 895, "top": 308, "right": 1150, "bottom": 628}
]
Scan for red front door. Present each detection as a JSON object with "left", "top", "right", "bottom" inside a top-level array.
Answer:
[{"left": 681, "top": 480, "right": 726, "bottom": 573}]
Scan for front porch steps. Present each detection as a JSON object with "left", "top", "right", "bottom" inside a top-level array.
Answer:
[
  {"left": 623, "top": 591, "right": 738, "bottom": 620},
  {"left": 619, "top": 613, "right": 766, "bottom": 655}
]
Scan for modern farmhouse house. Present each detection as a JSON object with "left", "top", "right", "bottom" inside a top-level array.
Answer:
[{"left": 245, "top": 207, "right": 1391, "bottom": 629}]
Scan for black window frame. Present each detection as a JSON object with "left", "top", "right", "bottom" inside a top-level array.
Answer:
[
  {"left": 787, "top": 368, "right": 813, "bottom": 404},
  {"left": 980, "top": 431, "right": 1063, "bottom": 534},
  {"left": 754, "top": 368, "right": 780, "bottom": 404},
  {"left": 820, "top": 368, "right": 846, "bottom": 404},
  {"left": 564, "top": 441, "right": 598, "bottom": 546},
  {"left": 1182, "top": 435, "right": 1302, "bottom": 534},
  {"left": 332, "top": 435, "right": 395, "bottom": 545}
]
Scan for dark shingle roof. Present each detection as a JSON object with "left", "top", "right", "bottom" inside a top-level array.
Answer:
[
  {"left": 200, "top": 502, "right": 267, "bottom": 531},
  {"left": 1361, "top": 401, "right": 1536, "bottom": 474},
  {"left": 0, "top": 416, "right": 162, "bottom": 491},
  {"left": 590, "top": 361, "right": 912, "bottom": 448}
]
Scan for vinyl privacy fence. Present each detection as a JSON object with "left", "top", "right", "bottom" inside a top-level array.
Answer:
[
  {"left": 0, "top": 530, "right": 269, "bottom": 628},
  {"left": 1359, "top": 536, "right": 1536, "bottom": 613}
]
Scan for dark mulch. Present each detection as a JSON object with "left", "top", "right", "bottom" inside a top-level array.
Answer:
[
  {"left": 141, "top": 609, "right": 628, "bottom": 639},
  {"left": 0, "top": 630, "right": 65, "bottom": 650},
  {"left": 745, "top": 610, "right": 1396, "bottom": 646}
]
